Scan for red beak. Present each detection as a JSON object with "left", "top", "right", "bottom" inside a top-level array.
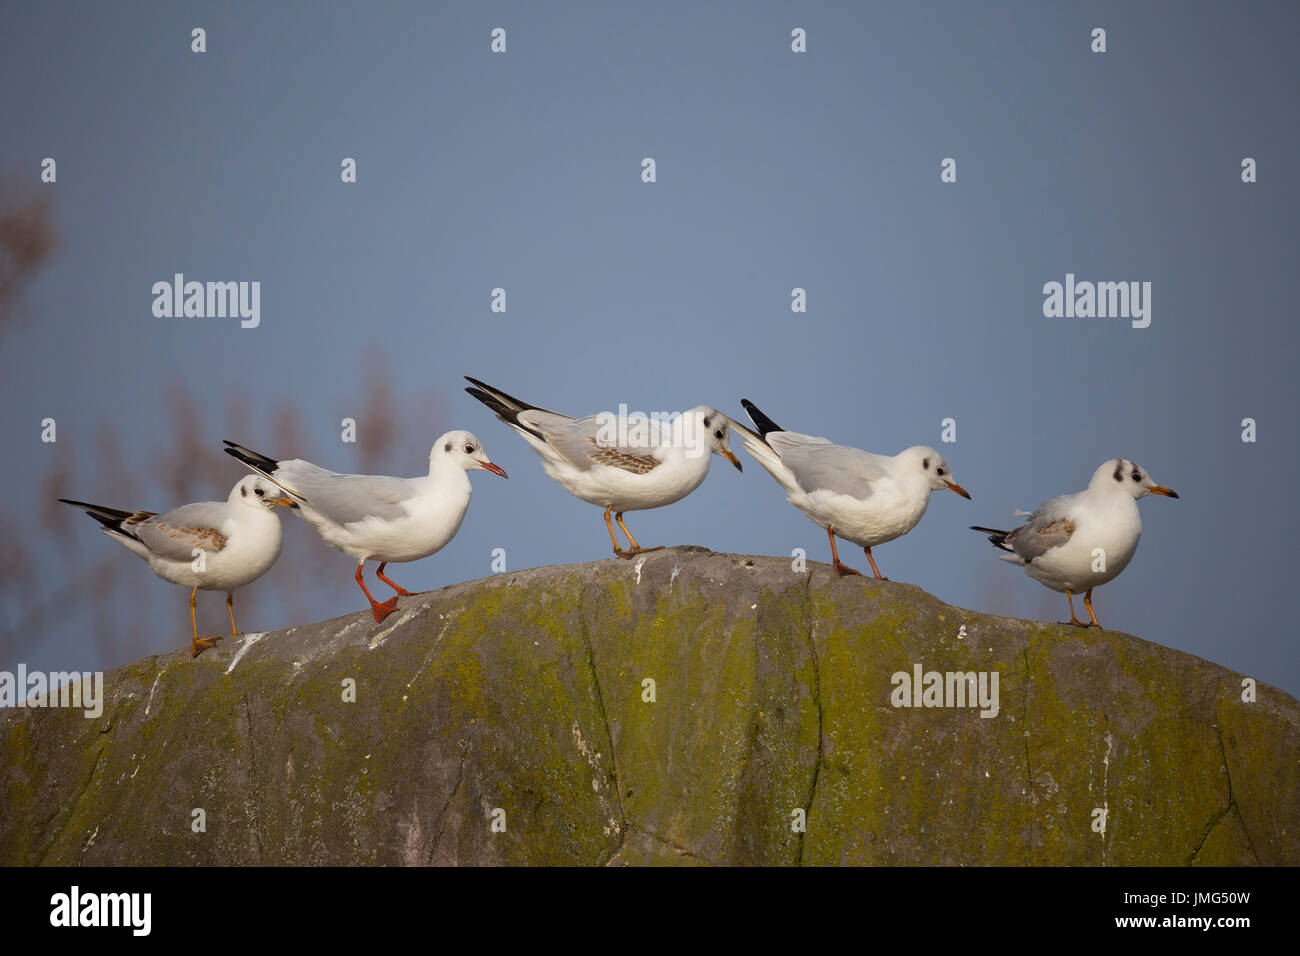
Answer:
[{"left": 478, "top": 460, "right": 508, "bottom": 478}]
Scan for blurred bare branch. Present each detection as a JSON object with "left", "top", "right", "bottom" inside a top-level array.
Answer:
[
  {"left": 0, "top": 178, "right": 57, "bottom": 334},
  {"left": 358, "top": 350, "right": 398, "bottom": 473},
  {"left": 37, "top": 438, "right": 76, "bottom": 535},
  {"left": 162, "top": 386, "right": 228, "bottom": 503}
]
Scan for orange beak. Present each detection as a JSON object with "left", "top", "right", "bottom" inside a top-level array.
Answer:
[
  {"left": 1148, "top": 485, "right": 1179, "bottom": 498},
  {"left": 945, "top": 480, "right": 971, "bottom": 500},
  {"left": 478, "top": 460, "right": 508, "bottom": 478},
  {"left": 271, "top": 496, "right": 296, "bottom": 508}
]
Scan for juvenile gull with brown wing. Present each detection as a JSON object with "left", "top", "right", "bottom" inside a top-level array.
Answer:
[
  {"left": 60, "top": 475, "right": 292, "bottom": 657},
  {"left": 464, "top": 377, "right": 742, "bottom": 558},
  {"left": 971, "top": 458, "right": 1178, "bottom": 628}
]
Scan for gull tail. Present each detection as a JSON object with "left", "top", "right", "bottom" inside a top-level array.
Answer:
[
  {"left": 970, "top": 525, "right": 1015, "bottom": 553},
  {"left": 59, "top": 499, "right": 140, "bottom": 537},
  {"left": 223, "top": 441, "right": 305, "bottom": 504},
  {"left": 730, "top": 400, "right": 802, "bottom": 494},
  {"left": 464, "top": 376, "right": 551, "bottom": 440},
  {"left": 58, "top": 499, "right": 154, "bottom": 559},
  {"left": 223, "top": 441, "right": 280, "bottom": 475},
  {"left": 739, "top": 399, "right": 786, "bottom": 445}
]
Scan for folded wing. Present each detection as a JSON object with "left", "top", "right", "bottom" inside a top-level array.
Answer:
[
  {"left": 129, "top": 502, "right": 232, "bottom": 561},
  {"left": 769, "top": 436, "right": 889, "bottom": 499},
  {"left": 274, "top": 462, "right": 416, "bottom": 525},
  {"left": 1004, "top": 495, "right": 1078, "bottom": 562},
  {"left": 522, "top": 413, "right": 663, "bottom": 474}
]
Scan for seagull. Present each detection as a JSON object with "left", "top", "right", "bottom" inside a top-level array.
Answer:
[
  {"left": 59, "top": 476, "right": 291, "bottom": 657},
  {"left": 464, "top": 377, "right": 742, "bottom": 558},
  {"left": 223, "top": 432, "right": 506, "bottom": 623},
  {"left": 733, "top": 399, "right": 970, "bottom": 579},
  {"left": 970, "top": 458, "right": 1178, "bottom": 629}
]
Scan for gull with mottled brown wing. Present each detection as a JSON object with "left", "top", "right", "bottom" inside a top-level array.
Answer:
[
  {"left": 464, "top": 377, "right": 742, "bottom": 558},
  {"left": 971, "top": 458, "right": 1178, "bottom": 628},
  {"left": 59, "top": 476, "right": 292, "bottom": 657}
]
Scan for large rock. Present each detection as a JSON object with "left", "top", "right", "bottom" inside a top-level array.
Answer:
[{"left": 2, "top": 547, "right": 1295, "bottom": 865}]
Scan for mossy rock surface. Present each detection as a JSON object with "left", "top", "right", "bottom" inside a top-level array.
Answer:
[{"left": 2, "top": 547, "right": 1295, "bottom": 865}]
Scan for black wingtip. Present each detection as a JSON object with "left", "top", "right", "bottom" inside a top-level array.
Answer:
[
  {"left": 223, "top": 441, "right": 280, "bottom": 473},
  {"left": 969, "top": 526, "right": 1012, "bottom": 551},
  {"left": 740, "top": 399, "right": 785, "bottom": 439},
  {"left": 463, "top": 377, "right": 541, "bottom": 414},
  {"left": 58, "top": 498, "right": 135, "bottom": 533},
  {"left": 465, "top": 385, "right": 545, "bottom": 441},
  {"left": 465, "top": 385, "right": 503, "bottom": 410}
]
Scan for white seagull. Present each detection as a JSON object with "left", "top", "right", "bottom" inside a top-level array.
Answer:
[
  {"left": 464, "top": 377, "right": 742, "bottom": 558},
  {"left": 970, "top": 458, "right": 1178, "bottom": 629},
  {"left": 223, "top": 432, "right": 507, "bottom": 622},
  {"left": 60, "top": 475, "right": 292, "bottom": 657},
  {"left": 733, "top": 399, "right": 970, "bottom": 579}
]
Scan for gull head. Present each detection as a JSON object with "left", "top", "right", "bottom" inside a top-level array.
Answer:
[
  {"left": 682, "top": 407, "right": 742, "bottom": 471},
  {"left": 900, "top": 446, "right": 970, "bottom": 499},
  {"left": 231, "top": 475, "right": 295, "bottom": 512},
  {"left": 1092, "top": 458, "right": 1178, "bottom": 500},
  {"left": 432, "top": 430, "right": 507, "bottom": 478}
]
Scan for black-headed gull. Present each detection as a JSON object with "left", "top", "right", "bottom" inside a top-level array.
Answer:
[
  {"left": 464, "top": 377, "right": 742, "bottom": 559},
  {"left": 971, "top": 458, "right": 1177, "bottom": 628},
  {"left": 223, "top": 431, "right": 506, "bottom": 622},
  {"left": 734, "top": 399, "right": 970, "bottom": 580},
  {"left": 60, "top": 476, "right": 291, "bottom": 657}
]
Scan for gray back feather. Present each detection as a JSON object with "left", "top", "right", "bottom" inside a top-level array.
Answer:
[
  {"left": 1008, "top": 495, "right": 1078, "bottom": 560},
  {"left": 129, "top": 502, "right": 232, "bottom": 561},
  {"left": 769, "top": 435, "right": 887, "bottom": 498},
  {"left": 278, "top": 460, "right": 415, "bottom": 524},
  {"left": 523, "top": 411, "right": 664, "bottom": 474}
]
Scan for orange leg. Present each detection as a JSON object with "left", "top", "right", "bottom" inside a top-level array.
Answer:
[
  {"left": 1083, "top": 588, "right": 1103, "bottom": 629},
  {"left": 863, "top": 547, "right": 888, "bottom": 581},
  {"left": 226, "top": 591, "right": 238, "bottom": 637},
  {"left": 604, "top": 506, "right": 623, "bottom": 555},
  {"left": 356, "top": 563, "right": 399, "bottom": 623},
  {"left": 376, "top": 561, "right": 412, "bottom": 597},
  {"left": 189, "top": 586, "right": 223, "bottom": 658},
  {"left": 616, "top": 511, "right": 663, "bottom": 557},
  {"left": 827, "top": 527, "right": 860, "bottom": 577},
  {"left": 1060, "top": 590, "right": 1087, "bottom": 628}
]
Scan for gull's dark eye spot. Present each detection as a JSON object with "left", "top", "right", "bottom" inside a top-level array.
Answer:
[
  {"left": 240, "top": 486, "right": 247, "bottom": 497},
  {"left": 444, "top": 443, "right": 452, "bottom": 452},
  {"left": 714, "top": 430, "right": 723, "bottom": 440},
  {"left": 922, "top": 457, "right": 931, "bottom": 470},
  {"left": 465, "top": 444, "right": 474, "bottom": 454},
  {"left": 255, "top": 486, "right": 264, "bottom": 497},
  {"left": 1131, "top": 472, "right": 1142, "bottom": 482},
  {"left": 937, "top": 467, "right": 946, "bottom": 476}
]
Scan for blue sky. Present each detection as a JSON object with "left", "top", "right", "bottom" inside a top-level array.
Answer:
[{"left": 1, "top": 1, "right": 1297, "bottom": 697}]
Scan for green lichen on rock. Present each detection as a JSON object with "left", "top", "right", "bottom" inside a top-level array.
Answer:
[{"left": 1, "top": 547, "right": 1296, "bottom": 866}]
